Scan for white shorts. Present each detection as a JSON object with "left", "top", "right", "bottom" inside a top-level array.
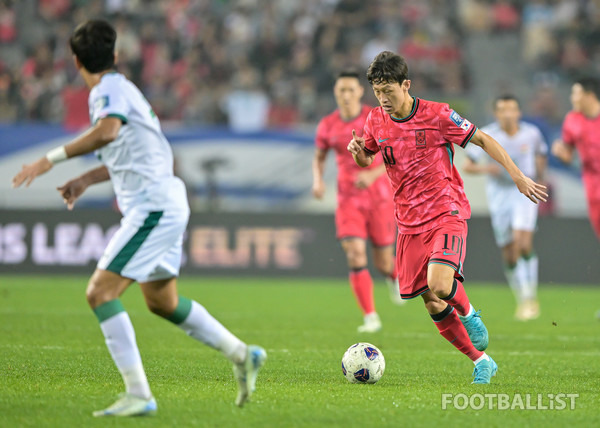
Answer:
[
  {"left": 98, "top": 206, "right": 189, "bottom": 283},
  {"left": 487, "top": 184, "right": 538, "bottom": 248}
]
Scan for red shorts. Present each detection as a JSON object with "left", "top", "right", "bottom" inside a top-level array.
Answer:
[
  {"left": 396, "top": 219, "right": 467, "bottom": 299},
  {"left": 336, "top": 198, "right": 396, "bottom": 247}
]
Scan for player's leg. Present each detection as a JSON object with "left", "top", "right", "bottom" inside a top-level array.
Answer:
[
  {"left": 341, "top": 238, "right": 381, "bottom": 332},
  {"left": 372, "top": 244, "right": 404, "bottom": 305},
  {"left": 514, "top": 229, "right": 539, "bottom": 319},
  {"left": 427, "top": 220, "right": 488, "bottom": 351},
  {"left": 490, "top": 198, "right": 527, "bottom": 315},
  {"left": 513, "top": 196, "right": 540, "bottom": 320},
  {"left": 86, "top": 268, "right": 157, "bottom": 417},
  {"left": 422, "top": 290, "right": 497, "bottom": 384},
  {"left": 139, "top": 277, "right": 266, "bottom": 407},
  {"left": 500, "top": 239, "right": 528, "bottom": 318},
  {"left": 91, "top": 208, "right": 186, "bottom": 416},
  {"left": 368, "top": 200, "right": 403, "bottom": 305}
]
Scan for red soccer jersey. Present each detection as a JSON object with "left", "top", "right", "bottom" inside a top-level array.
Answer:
[
  {"left": 562, "top": 111, "right": 600, "bottom": 202},
  {"left": 316, "top": 105, "right": 392, "bottom": 203},
  {"left": 363, "top": 97, "right": 476, "bottom": 234}
]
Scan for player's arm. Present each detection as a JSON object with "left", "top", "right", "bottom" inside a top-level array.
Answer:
[
  {"left": 11, "top": 117, "right": 122, "bottom": 188},
  {"left": 312, "top": 147, "right": 328, "bottom": 199},
  {"left": 470, "top": 129, "right": 548, "bottom": 203},
  {"left": 347, "top": 129, "right": 375, "bottom": 168},
  {"left": 551, "top": 139, "right": 575, "bottom": 164},
  {"left": 57, "top": 166, "right": 110, "bottom": 210},
  {"left": 461, "top": 156, "right": 501, "bottom": 176}
]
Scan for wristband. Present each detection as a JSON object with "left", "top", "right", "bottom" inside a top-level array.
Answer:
[{"left": 46, "top": 146, "right": 68, "bottom": 164}]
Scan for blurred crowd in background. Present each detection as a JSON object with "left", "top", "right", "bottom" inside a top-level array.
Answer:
[{"left": 1, "top": 0, "right": 600, "bottom": 132}]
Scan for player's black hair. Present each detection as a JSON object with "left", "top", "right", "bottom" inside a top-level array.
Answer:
[
  {"left": 575, "top": 76, "right": 600, "bottom": 100},
  {"left": 366, "top": 51, "right": 409, "bottom": 86},
  {"left": 69, "top": 20, "right": 116, "bottom": 73},
  {"left": 336, "top": 70, "right": 361, "bottom": 81},
  {"left": 493, "top": 94, "right": 520, "bottom": 109}
]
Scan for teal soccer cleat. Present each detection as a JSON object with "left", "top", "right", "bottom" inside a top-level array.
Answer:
[
  {"left": 472, "top": 356, "right": 498, "bottom": 384},
  {"left": 233, "top": 345, "right": 267, "bottom": 407},
  {"left": 93, "top": 393, "right": 157, "bottom": 417},
  {"left": 460, "top": 309, "right": 489, "bottom": 351}
]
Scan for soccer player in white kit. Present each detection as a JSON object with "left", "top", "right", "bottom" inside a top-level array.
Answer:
[
  {"left": 12, "top": 20, "right": 266, "bottom": 416},
  {"left": 462, "top": 95, "right": 547, "bottom": 320}
]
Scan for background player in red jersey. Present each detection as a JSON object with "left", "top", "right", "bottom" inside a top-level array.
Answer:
[
  {"left": 552, "top": 77, "right": 600, "bottom": 239},
  {"left": 313, "top": 70, "right": 403, "bottom": 334},
  {"left": 347, "top": 51, "right": 547, "bottom": 383}
]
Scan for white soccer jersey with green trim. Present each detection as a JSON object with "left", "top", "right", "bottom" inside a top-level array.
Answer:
[
  {"left": 89, "top": 72, "right": 182, "bottom": 214},
  {"left": 466, "top": 121, "right": 548, "bottom": 187}
]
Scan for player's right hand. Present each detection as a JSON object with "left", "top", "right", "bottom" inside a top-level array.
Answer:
[
  {"left": 12, "top": 157, "right": 53, "bottom": 188},
  {"left": 347, "top": 129, "right": 365, "bottom": 155},
  {"left": 312, "top": 180, "right": 325, "bottom": 199},
  {"left": 57, "top": 178, "right": 88, "bottom": 210}
]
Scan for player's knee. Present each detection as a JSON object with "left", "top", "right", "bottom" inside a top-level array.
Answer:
[
  {"left": 86, "top": 279, "right": 115, "bottom": 308},
  {"left": 345, "top": 251, "right": 367, "bottom": 268},
  {"left": 428, "top": 278, "right": 453, "bottom": 298}
]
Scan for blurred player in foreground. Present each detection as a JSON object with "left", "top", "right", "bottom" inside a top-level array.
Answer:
[
  {"left": 463, "top": 95, "right": 547, "bottom": 321},
  {"left": 347, "top": 51, "right": 547, "bottom": 384},
  {"left": 313, "top": 70, "right": 403, "bottom": 334},
  {"left": 12, "top": 20, "right": 266, "bottom": 417}
]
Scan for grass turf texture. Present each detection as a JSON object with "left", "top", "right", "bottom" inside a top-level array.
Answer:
[{"left": 1, "top": 276, "right": 599, "bottom": 427}]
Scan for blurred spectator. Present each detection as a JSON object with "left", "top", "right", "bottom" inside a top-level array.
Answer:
[{"left": 0, "top": 0, "right": 597, "bottom": 129}]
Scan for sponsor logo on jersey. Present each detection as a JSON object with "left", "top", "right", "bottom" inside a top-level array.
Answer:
[{"left": 415, "top": 130, "right": 426, "bottom": 148}]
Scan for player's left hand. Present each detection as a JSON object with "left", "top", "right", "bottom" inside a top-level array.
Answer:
[
  {"left": 355, "top": 170, "right": 377, "bottom": 189},
  {"left": 12, "top": 157, "right": 53, "bottom": 188},
  {"left": 515, "top": 175, "right": 548, "bottom": 204}
]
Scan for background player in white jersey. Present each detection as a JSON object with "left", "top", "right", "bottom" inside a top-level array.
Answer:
[
  {"left": 12, "top": 20, "right": 266, "bottom": 417},
  {"left": 462, "top": 95, "right": 547, "bottom": 321}
]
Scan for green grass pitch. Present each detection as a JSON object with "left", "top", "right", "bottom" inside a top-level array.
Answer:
[{"left": 1, "top": 276, "right": 599, "bottom": 427}]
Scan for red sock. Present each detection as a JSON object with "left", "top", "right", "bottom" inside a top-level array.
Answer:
[
  {"left": 431, "top": 304, "right": 483, "bottom": 361},
  {"left": 349, "top": 268, "right": 375, "bottom": 315},
  {"left": 441, "top": 279, "right": 471, "bottom": 316}
]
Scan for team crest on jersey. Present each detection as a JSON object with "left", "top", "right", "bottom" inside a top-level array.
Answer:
[
  {"left": 450, "top": 110, "right": 472, "bottom": 131},
  {"left": 415, "top": 130, "right": 426, "bottom": 148},
  {"left": 93, "top": 95, "right": 109, "bottom": 115}
]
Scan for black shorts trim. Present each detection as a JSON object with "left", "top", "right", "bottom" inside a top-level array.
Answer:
[
  {"left": 429, "top": 258, "right": 459, "bottom": 271},
  {"left": 400, "top": 285, "right": 429, "bottom": 300}
]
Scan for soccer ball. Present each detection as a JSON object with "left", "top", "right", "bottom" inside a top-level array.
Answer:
[{"left": 341, "top": 342, "right": 385, "bottom": 384}]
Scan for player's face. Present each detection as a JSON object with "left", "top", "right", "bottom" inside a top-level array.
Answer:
[
  {"left": 372, "top": 80, "right": 410, "bottom": 117},
  {"left": 334, "top": 77, "right": 364, "bottom": 112},
  {"left": 570, "top": 83, "right": 585, "bottom": 112},
  {"left": 494, "top": 99, "right": 521, "bottom": 129}
]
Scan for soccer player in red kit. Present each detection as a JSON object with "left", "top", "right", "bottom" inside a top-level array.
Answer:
[
  {"left": 552, "top": 77, "right": 600, "bottom": 238},
  {"left": 313, "top": 70, "right": 402, "bottom": 334},
  {"left": 348, "top": 51, "right": 547, "bottom": 383}
]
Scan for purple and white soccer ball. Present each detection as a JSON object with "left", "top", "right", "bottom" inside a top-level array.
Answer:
[{"left": 341, "top": 342, "right": 385, "bottom": 384}]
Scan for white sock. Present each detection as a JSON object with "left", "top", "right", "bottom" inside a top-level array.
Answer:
[
  {"left": 523, "top": 254, "right": 538, "bottom": 300},
  {"left": 459, "top": 304, "right": 475, "bottom": 319},
  {"left": 473, "top": 353, "right": 490, "bottom": 365},
  {"left": 100, "top": 312, "right": 152, "bottom": 399},
  {"left": 178, "top": 301, "right": 247, "bottom": 364}
]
